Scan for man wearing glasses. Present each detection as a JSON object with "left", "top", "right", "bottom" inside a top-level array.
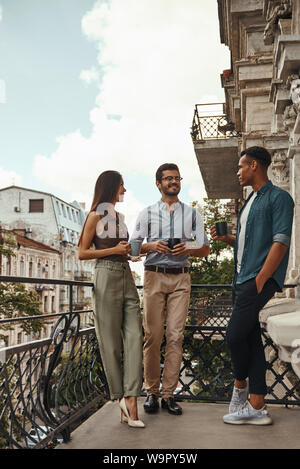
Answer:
[{"left": 131, "top": 163, "right": 210, "bottom": 416}]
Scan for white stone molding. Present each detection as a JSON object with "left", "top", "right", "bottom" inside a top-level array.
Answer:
[
  {"left": 267, "top": 310, "right": 300, "bottom": 379},
  {"left": 274, "top": 35, "right": 300, "bottom": 81}
]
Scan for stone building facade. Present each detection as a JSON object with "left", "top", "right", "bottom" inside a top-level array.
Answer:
[
  {"left": 0, "top": 185, "right": 85, "bottom": 249},
  {"left": 0, "top": 185, "right": 94, "bottom": 317},
  {"left": 0, "top": 229, "right": 61, "bottom": 347},
  {"left": 191, "top": 0, "right": 300, "bottom": 380},
  {"left": 217, "top": 0, "right": 300, "bottom": 289}
]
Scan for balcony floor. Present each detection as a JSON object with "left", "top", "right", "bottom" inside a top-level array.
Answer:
[{"left": 57, "top": 399, "right": 300, "bottom": 450}]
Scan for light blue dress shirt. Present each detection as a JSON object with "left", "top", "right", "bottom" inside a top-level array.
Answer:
[{"left": 131, "top": 199, "right": 209, "bottom": 268}]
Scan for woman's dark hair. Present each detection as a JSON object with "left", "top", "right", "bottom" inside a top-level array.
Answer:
[
  {"left": 241, "top": 146, "right": 271, "bottom": 168},
  {"left": 156, "top": 163, "right": 180, "bottom": 182},
  {"left": 90, "top": 170, "right": 122, "bottom": 211},
  {"left": 78, "top": 170, "right": 122, "bottom": 246}
]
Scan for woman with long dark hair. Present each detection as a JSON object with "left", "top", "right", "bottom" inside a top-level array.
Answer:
[{"left": 78, "top": 171, "right": 144, "bottom": 427}]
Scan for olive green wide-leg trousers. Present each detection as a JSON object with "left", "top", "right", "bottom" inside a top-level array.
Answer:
[{"left": 93, "top": 260, "right": 143, "bottom": 400}]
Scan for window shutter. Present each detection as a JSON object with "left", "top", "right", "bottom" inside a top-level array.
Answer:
[{"left": 29, "top": 199, "right": 44, "bottom": 212}]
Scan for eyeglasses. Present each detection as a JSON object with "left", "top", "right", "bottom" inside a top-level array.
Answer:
[{"left": 161, "top": 176, "right": 183, "bottom": 182}]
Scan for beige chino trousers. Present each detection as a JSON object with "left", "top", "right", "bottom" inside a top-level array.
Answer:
[
  {"left": 143, "top": 270, "right": 191, "bottom": 399},
  {"left": 93, "top": 259, "right": 143, "bottom": 400}
]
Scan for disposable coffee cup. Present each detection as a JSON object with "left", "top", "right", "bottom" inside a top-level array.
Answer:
[
  {"left": 130, "top": 240, "right": 142, "bottom": 257},
  {"left": 167, "top": 238, "right": 181, "bottom": 249},
  {"left": 215, "top": 222, "right": 228, "bottom": 236}
]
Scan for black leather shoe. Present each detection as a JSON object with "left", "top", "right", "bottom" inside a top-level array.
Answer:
[
  {"left": 143, "top": 394, "right": 159, "bottom": 413},
  {"left": 161, "top": 397, "right": 182, "bottom": 415}
]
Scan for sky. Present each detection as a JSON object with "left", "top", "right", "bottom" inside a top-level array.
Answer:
[{"left": 0, "top": 0, "right": 230, "bottom": 254}]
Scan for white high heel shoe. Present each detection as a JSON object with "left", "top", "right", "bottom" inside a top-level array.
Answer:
[{"left": 119, "top": 398, "right": 145, "bottom": 428}]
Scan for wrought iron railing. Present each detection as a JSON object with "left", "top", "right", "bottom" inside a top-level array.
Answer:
[
  {"left": 190, "top": 103, "right": 241, "bottom": 142},
  {"left": 0, "top": 276, "right": 109, "bottom": 449},
  {"left": 162, "top": 284, "right": 300, "bottom": 406},
  {"left": 0, "top": 277, "right": 299, "bottom": 449}
]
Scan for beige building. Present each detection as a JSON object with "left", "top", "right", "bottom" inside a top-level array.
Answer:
[
  {"left": 191, "top": 0, "right": 300, "bottom": 380},
  {"left": 0, "top": 229, "right": 61, "bottom": 347},
  {"left": 0, "top": 186, "right": 95, "bottom": 350}
]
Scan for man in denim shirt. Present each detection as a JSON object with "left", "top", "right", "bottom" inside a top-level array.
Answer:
[{"left": 211, "top": 146, "right": 294, "bottom": 425}]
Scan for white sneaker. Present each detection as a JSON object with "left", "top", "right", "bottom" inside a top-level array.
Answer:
[
  {"left": 223, "top": 401, "right": 272, "bottom": 425},
  {"left": 229, "top": 385, "right": 248, "bottom": 413}
]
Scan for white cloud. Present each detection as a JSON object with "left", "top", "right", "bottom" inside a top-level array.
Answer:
[
  {"left": 33, "top": 0, "right": 230, "bottom": 209},
  {"left": 79, "top": 67, "right": 99, "bottom": 84},
  {"left": 0, "top": 167, "right": 22, "bottom": 188}
]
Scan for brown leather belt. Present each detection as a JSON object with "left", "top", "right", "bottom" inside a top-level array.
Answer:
[{"left": 145, "top": 265, "right": 189, "bottom": 274}]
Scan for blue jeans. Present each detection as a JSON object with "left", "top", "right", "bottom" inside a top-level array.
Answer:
[{"left": 226, "top": 277, "right": 277, "bottom": 395}]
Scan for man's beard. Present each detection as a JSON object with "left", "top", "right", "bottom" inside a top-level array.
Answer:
[
  {"left": 163, "top": 190, "right": 180, "bottom": 197},
  {"left": 162, "top": 185, "right": 180, "bottom": 196}
]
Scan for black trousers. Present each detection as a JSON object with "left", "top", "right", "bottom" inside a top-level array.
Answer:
[{"left": 226, "top": 277, "right": 278, "bottom": 395}]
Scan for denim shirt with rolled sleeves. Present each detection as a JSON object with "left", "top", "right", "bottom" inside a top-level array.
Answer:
[{"left": 234, "top": 180, "right": 294, "bottom": 291}]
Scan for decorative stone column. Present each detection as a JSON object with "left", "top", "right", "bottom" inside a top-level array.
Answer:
[
  {"left": 274, "top": 71, "right": 300, "bottom": 289},
  {"left": 268, "top": 147, "right": 296, "bottom": 296},
  {"left": 271, "top": 150, "right": 290, "bottom": 189},
  {"left": 288, "top": 146, "right": 300, "bottom": 276}
]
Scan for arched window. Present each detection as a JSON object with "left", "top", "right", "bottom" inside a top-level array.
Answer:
[
  {"left": 37, "top": 261, "right": 41, "bottom": 278},
  {"left": 19, "top": 259, "right": 24, "bottom": 276},
  {"left": 51, "top": 296, "right": 55, "bottom": 313},
  {"left": 6, "top": 255, "right": 11, "bottom": 276}
]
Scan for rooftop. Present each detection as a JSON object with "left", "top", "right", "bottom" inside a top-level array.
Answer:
[
  {"left": 14, "top": 231, "right": 60, "bottom": 254},
  {"left": 0, "top": 184, "right": 85, "bottom": 211}
]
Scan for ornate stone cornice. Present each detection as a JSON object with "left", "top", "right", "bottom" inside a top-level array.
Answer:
[
  {"left": 271, "top": 150, "right": 290, "bottom": 185},
  {"left": 283, "top": 104, "right": 297, "bottom": 132},
  {"left": 290, "top": 74, "right": 300, "bottom": 113},
  {"left": 264, "top": 0, "right": 292, "bottom": 45}
]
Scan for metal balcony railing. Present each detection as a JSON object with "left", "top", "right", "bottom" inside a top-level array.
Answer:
[
  {"left": 0, "top": 276, "right": 107, "bottom": 450},
  {"left": 0, "top": 277, "right": 299, "bottom": 449},
  {"left": 190, "top": 103, "right": 241, "bottom": 142}
]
